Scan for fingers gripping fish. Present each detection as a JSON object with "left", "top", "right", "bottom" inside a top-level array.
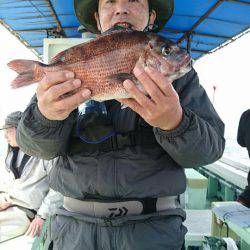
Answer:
[{"left": 7, "top": 29, "right": 192, "bottom": 102}]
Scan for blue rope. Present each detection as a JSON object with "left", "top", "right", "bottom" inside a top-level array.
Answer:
[{"left": 76, "top": 101, "right": 116, "bottom": 144}]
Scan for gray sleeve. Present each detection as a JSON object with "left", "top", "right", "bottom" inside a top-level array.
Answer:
[
  {"left": 36, "top": 159, "right": 63, "bottom": 219},
  {"left": 16, "top": 95, "right": 77, "bottom": 160},
  {"left": 154, "top": 68, "right": 225, "bottom": 168}
]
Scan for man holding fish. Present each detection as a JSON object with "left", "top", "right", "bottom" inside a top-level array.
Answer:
[{"left": 15, "top": 0, "right": 225, "bottom": 249}]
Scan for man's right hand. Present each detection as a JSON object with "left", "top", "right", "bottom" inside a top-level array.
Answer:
[{"left": 37, "top": 71, "right": 91, "bottom": 121}]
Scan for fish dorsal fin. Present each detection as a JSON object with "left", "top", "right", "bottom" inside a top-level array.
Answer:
[{"left": 49, "top": 50, "right": 67, "bottom": 64}]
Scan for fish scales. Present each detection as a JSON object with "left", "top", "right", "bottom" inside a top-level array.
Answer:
[{"left": 7, "top": 29, "right": 192, "bottom": 102}]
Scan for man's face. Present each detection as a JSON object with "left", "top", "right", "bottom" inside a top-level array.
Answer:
[
  {"left": 4, "top": 127, "right": 18, "bottom": 147},
  {"left": 95, "top": 0, "right": 156, "bottom": 33}
]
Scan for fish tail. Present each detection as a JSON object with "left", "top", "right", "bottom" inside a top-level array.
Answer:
[{"left": 7, "top": 59, "right": 44, "bottom": 88}]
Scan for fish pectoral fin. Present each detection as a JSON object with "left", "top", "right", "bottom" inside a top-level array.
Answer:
[{"left": 107, "top": 73, "right": 136, "bottom": 84}]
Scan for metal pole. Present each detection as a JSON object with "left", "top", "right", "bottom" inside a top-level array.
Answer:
[
  {"left": 14, "top": 26, "right": 77, "bottom": 32},
  {"left": 213, "top": 86, "right": 217, "bottom": 104},
  {"left": 225, "top": 0, "right": 250, "bottom": 6},
  {"left": 44, "top": 0, "right": 66, "bottom": 37},
  {"left": 162, "top": 28, "right": 232, "bottom": 40},
  {"left": 186, "top": 33, "right": 191, "bottom": 54},
  {"left": 177, "top": 0, "right": 224, "bottom": 44}
]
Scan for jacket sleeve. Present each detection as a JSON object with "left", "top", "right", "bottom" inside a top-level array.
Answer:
[
  {"left": 36, "top": 188, "right": 63, "bottom": 219},
  {"left": 237, "top": 109, "right": 250, "bottom": 147},
  {"left": 154, "top": 68, "right": 225, "bottom": 168},
  {"left": 16, "top": 95, "right": 77, "bottom": 160}
]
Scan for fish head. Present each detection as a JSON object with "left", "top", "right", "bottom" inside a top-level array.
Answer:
[{"left": 143, "top": 34, "right": 193, "bottom": 81}]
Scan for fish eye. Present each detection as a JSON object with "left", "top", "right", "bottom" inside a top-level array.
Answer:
[{"left": 162, "top": 46, "right": 171, "bottom": 56}]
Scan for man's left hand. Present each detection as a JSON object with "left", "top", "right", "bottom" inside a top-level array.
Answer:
[
  {"left": 0, "top": 202, "right": 12, "bottom": 211},
  {"left": 25, "top": 216, "right": 44, "bottom": 237},
  {"left": 0, "top": 193, "right": 12, "bottom": 211},
  {"left": 117, "top": 63, "right": 183, "bottom": 131}
]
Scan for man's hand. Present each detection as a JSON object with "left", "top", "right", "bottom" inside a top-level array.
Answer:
[
  {"left": 37, "top": 71, "right": 91, "bottom": 121},
  {"left": 0, "top": 193, "right": 12, "bottom": 211},
  {"left": 25, "top": 216, "right": 44, "bottom": 237},
  {"left": 117, "top": 64, "right": 183, "bottom": 131}
]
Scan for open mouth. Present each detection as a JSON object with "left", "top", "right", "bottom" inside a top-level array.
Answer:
[{"left": 113, "top": 22, "right": 132, "bottom": 29}]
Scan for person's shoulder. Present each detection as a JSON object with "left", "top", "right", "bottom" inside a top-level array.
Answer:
[
  {"left": 238, "top": 109, "right": 250, "bottom": 134},
  {"left": 240, "top": 109, "right": 250, "bottom": 124},
  {"left": 241, "top": 109, "right": 250, "bottom": 118}
]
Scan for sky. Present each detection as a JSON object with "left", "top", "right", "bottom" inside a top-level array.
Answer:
[
  {"left": 194, "top": 32, "right": 250, "bottom": 140},
  {"left": 0, "top": 25, "right": 249, "bottom": 141},
  {"left": 0, "top": 25, "right": 37, "bottom": 125}
]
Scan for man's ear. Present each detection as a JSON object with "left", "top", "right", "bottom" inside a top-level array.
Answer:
[
  {"left": 94, "top": 12, "right": 101, "bottom": 31},
  {"left": 149, "top": 10, "right": 156, "bottom": 28}
]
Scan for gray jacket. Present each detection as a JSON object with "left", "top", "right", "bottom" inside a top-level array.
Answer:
[
  {"left": 0, "top": 149, "right": 63, "bottom": 219},
  {"left": 16, "top": 68, "right": 225, "bottom": 201}
]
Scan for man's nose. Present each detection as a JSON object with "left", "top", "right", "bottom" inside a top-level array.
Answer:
[{"left": 114, "top": 3, "right": 130, "bottom": 16}]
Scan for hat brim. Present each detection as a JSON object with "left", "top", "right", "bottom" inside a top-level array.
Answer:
[{"left": 74, "top": 0, "right": 174, "bottom": 34}]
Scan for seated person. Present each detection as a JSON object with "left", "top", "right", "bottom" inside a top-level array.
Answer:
[
  {"left": 237, "top": 109, "right": 250, "bottom": 208},
  {"left": 0, "top": 111, "right": 63, "bottom": 242}
]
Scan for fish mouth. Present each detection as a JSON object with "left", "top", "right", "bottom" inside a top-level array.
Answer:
[
  {"left": 113, "top": 22, "right": 133, "bottom": 29},
  {"left": 177, "top": 56, "right": 193, "bottom": 75},
  {"left": 180, "top": 54, "right": 193, "bottom": 68},
  {"left": 166, "top": 55, "right": 192, "bottom": 79}
]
